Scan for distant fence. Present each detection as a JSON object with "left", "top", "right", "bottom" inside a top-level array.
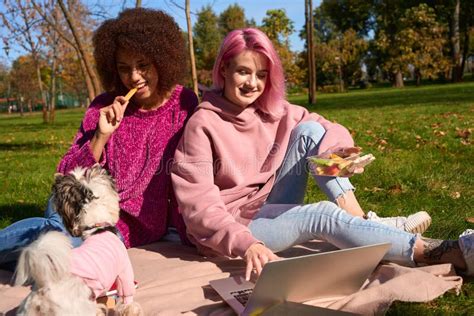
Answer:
[{"left": 0, "top": 94, "right": 83, "bottom": 113}]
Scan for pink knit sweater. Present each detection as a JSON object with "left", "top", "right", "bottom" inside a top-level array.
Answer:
[
  {"left": 58, "top": 85, "right": 198, "bottom": 247},
  {"left": 172, "top": 91, "right": 354, "bottom": 258}
]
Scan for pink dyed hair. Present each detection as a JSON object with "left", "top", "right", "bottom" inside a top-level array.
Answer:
[{"left": 212, "top": 28, "right": 286, "bottom": 117}]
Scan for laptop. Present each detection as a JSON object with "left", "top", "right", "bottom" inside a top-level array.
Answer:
[{"left": 210, "top": 243, "right": 391, "bottom": 316}]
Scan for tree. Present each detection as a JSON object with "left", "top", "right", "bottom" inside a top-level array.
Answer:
[
  {"left": 372, "top": 0, "right": 431, "bottom": 87},
  {"left": 58, "top": 48, "right": 88, "bottom": 105},
  {"left": 31, "top": 0, "right": 99, "bottom": 103},
  {"left": 319, "top": 29, "right": 368, "bottom": 91},
  {"left": 37, "top": 0, "right": 62, "bottom": 122},
  {"left": 56, "top": 0, "right": 101, "bottom": 97},
  {"left": 185, "top": 0, "right": 198, "bottom": 96},
  {"left": 432, "top": 0, "right": 473, "bottom": 82},
  {"left": 218, "top": 4, "right": 246, "bottom": 37},
  {"left": 299, "top": 6, "right": 339, "bottom": 91},
  {"left": 312, "top": 6, "right": 338, "bottom": 43},
  {"left": 10, "top": 55, "right": 40, "bottom": 115},
  {"left": 450, "top": 0, "right": 461, "bottom": 82},
  {"left": 459, "top": 3, "right": 473, "bottom": 79},
  {"left": 193, "top": 5, "right": 221, "bottom": 85},
  {"left": 261, "top": 9, "right": 304, "bottom": 89},
  {"left": 305, "top": 0, "right": 316, "bottom": 104},
  {"left": 320, "top": 0, "right": 373, "bottom": 36},
  {"left": 375, "top": 4, "right": 450, "bottom": 87},
  {"left": 0, "top": 62, "right": 10, "bottom": 99},
  {"left": 261, "top": 9, "right": 295, "bottom": 47},
  {"left": 2, "top": 0, "right": 48, "bottom": 121}
]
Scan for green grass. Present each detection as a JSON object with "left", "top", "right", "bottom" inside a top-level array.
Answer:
[{"left": 1, "top": 83, "right": 473, "bottom": 314}]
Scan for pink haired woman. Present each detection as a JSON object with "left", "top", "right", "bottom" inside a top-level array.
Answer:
[{"left": 171, "top": 28, "right": 473, "bottom": 280}]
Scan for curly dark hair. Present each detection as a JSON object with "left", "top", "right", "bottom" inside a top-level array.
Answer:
[{"left": 93, "top": 8, "right": 187, "bottom": 96}]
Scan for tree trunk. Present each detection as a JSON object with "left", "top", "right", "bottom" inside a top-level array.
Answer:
[
  {"left": 35, "top": 61, "right": 48, "bottom": 123},
  {"left": 50, "top": 45, "right": 57, "bottom": 123},
  {"left": 460, "top": 25, "right": 470, "bottom": 81},
  {"left": 19, "top": 98, "right": 24, "bottom": 117},
  {"left": 394, "top": 71, "right": 404, "bottom": 88},
  {"left": 186, "top": 0, "right": 199, "bottom": 97},
  {"left": 136, "top": 0, "right": 141, "bottom": 8},
  {"left": 450, "top": 0, "right": 462, "bottom": 82},
  {"left": 78, "top": 55, "right": 96, "bottom": 104},
  {"left": 57, "top": 0, "right": 101, "bottom": 96},
  {"left": 338, "top": 65, "right": 344, "bottom": 92},
  {"left": 309, "top": 0, "right": 316, "bottom": 102},
  {"left": 305, "top": 0, "right": 316, "bottom": 105},
  {"left": 415, "top": 69, "right": 421, "bottom": 86}
]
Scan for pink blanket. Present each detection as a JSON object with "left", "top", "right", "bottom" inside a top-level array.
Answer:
[{"left": 0, "top": 241, "right": 462, "bottom": 315}]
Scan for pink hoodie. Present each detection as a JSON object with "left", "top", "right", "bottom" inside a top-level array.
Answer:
[{"left": 171, "top": 91, "right": 353, "bottom": 258}]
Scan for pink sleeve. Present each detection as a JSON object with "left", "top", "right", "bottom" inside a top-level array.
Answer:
[
  {"left": 171, "top": 118, "right": 260, "bottom": 258},
  {"left": 307, "top": 112, "right": 354, "bottom": 155},
  {"left": 57, "top": 95, "right": 111, "bottom": 173}
]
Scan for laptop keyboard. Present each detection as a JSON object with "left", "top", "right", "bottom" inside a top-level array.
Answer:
[{"left": 230, "top": 288, "right": 253, "bottom": 305}]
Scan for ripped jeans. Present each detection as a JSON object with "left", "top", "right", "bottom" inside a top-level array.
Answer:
[{"left": 248, "top": 121, "right": 417, "bottom": 266}]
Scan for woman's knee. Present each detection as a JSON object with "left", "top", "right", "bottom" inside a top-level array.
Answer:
[
  {"left": 292, "top": 121, "right": 326, "bottom": 142},
  {"left": 312, "top": 200, "right": 339, "bottom": 212}
]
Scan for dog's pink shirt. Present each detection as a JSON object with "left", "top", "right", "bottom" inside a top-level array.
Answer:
[{"left": 70, "top": 231, "right": 135, "bottom": 303}]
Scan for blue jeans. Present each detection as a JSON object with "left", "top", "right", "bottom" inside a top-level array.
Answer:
[
  {"left": 0, "top": 197, "right": 83, "bottom": 269},
  {"left": 248, "top": 122, "right": 417, "bottom": 266},
  {"left": 265, "top": 121, "right": 354, "bottom": 204}
]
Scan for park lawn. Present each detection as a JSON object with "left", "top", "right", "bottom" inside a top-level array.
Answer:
[{"left": 1, "top": 82, "right": 473, "bottom": 314}]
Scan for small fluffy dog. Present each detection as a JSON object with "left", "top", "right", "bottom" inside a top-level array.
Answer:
[{"left": 15, "top": 165, "right": 143, "bottom": 316}]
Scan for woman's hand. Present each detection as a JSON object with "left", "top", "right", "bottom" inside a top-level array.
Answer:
[
  {"left": 90, "top": 96, "right": 129, "bottom": 162},
  {"left": 244, "top": 243, "right": 280, "bottom": 281},
  {"left": 97, "top": 96, "right": 129, "bottom": 137}
]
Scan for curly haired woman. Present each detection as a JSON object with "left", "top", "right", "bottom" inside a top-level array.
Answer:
[{"left": 0, "top": 8, "right": 198, "bottom": 269}]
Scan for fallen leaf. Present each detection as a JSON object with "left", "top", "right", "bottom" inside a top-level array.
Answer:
[
  {"left": 455, "top": 128, "right": 471, "bottom": 139},
  {"left": 466, "top": 217, "right": 474, "bottom": 224},
  {"left": 364, "top": 187, "right": 384, "bottom": 193},
  {"left": 450, "top": 192, "right": 461, "bottom": 199},
  {"left": 389, "top": 184, "right": 403, "bottom": 194}
]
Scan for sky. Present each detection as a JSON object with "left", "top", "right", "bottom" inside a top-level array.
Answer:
[{"left": 0, "top": 0, "right": 322, "bottom": 65}]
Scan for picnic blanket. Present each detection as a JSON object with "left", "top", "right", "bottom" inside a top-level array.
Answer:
[{"left": 0, "top": 240, "right": 463, "bottom": 315}]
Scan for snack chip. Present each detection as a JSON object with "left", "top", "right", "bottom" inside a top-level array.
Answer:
[
  {"left": 308, "top": 152, "right": 375, "bottom": 177},
  {"left": 124, "top": 88, "right": 138, "bottom": 101}
]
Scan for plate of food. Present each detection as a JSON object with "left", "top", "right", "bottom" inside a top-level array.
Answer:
[{"left": 308, "top": 148, "right": 375, "bottom": 177}]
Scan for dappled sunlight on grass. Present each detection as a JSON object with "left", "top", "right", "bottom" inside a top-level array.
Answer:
[{"left": 295, "top": 82, "right": 474, "bottom": 314}]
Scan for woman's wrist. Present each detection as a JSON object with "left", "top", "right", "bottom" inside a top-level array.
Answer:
[{"left": 90, "top": 131, "right": 110, "bottom": 162}]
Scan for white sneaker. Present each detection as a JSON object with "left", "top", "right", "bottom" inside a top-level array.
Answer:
[
  {"left": 366, "top": 211, "right": 432, "bottom": 234},
  {"left": 459, "top": 229, "right": 474, "bottom": 276}
]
